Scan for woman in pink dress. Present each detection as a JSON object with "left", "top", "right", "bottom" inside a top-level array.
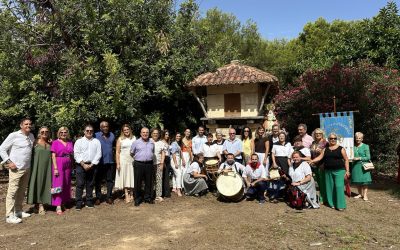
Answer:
[{"left": 51, "top": 127, "right": 73, "bottom": 215}]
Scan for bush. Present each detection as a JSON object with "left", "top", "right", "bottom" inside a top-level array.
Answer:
[{"left": 275, "top": 62, "right": 400, "bottom": 173}]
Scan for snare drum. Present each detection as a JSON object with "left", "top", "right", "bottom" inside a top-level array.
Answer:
[
  {"left": 216, "top": 172, "right": 245, "bottom": 202},
  {"left": 205, "top": 159, "right": 219, "bottom": 172}
]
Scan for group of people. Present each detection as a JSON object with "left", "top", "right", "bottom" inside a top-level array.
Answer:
[{"left": 0, "top": 118, "right": 373, "bottom": 224}]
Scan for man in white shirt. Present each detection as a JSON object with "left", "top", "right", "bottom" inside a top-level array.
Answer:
[
  {"left": 74, "top": 125, "right": 102, "bottom": 210},
  {"left": 200, "top": 134, "right": 221, "bottom": 162},
  {"left": 218, "top": 153, "right": 245, "bottom": 174},
  {"left": 242, "top": 154, "right": 268, "bottom": 204},
  {"left": 192, "top": 126, "right": 207, "bottom": 156},
  {"left": 0, "top": 118, "right": 35, "bottom": 224}
]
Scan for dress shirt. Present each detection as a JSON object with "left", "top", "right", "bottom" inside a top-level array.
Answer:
[
  {"left": 74, "top": 136, "right": 102, "bottom": 165},
  {"left": 192, "top": 135, "right": 207, "bottom": 155},
  {"left": 222, "top": 138, "right": 243, "bottom": 159},
  {"left": 130, "top": 138, "right": 154, "bottom": 162},
  {"left": 242, "top": 165, "right": 267, "bottom": 180},
  {"left": 0, "top": 131, "right": 34, "bottom": 169},
  {"left": 95, "top": 131, "right": 115, "bottom": 164},
  {"left": 301, "top": 134, "right": 314, "bottom": 148},
  {"left": 200, "top": 142, "right": 219, "bottom": 158}
]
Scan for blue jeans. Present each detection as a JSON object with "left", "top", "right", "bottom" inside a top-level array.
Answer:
[{"left": 246, "top": 181, "right": 268, "bottom": 201}]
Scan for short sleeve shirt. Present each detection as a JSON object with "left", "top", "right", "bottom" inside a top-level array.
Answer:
[
  {"left": 242, "top": 165, "right": 267, "bottom": 180},
  {"left": 289, "top": 161, "right": 312, "bottom": 182}
]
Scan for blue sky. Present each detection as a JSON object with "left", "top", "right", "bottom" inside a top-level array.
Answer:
[{"left": 177, "top": 0, "right": 400, "bottom": 40}]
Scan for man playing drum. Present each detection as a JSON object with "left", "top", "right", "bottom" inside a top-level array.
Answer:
[
  {"left": 242, "top": 154, "right": 268, "bottom": 204},
  {"left": 218, "top": 153, "right": 245, "bottom": 175}
]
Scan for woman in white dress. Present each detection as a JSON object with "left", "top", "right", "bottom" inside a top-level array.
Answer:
[
  {"left": 115, "top": 124, "right": 136, "bottom": 203},
  {"left": 170, "top": 132, "right": 186, "bottom": 197}
]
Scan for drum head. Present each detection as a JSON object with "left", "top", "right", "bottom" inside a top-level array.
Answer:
[
  {"left": 205, "top": 159, "right": 218, "bottom": 166},
  {"left": 216, "top": 172, "right": 243, "bottom": 197}
]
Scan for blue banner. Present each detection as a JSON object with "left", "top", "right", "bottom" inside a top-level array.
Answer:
[{"left": 319, "top": 112, "right": 354, "bottom": 159}]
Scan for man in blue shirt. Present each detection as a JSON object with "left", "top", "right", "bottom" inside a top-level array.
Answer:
[
  {"left": 94, "top": 121, "right": 115, "bottom": 205},
  {"left": 222, "top": 128, "right": 243, "bottom": 163}
]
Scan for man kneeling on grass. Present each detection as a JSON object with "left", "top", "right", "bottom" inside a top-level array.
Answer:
[{"left": 242, "top": 154, "right": 268, "bottom": 204}]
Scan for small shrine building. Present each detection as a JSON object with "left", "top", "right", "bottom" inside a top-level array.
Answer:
[{"left": 187, "top": 60, "right": 279, "bottom": 136}]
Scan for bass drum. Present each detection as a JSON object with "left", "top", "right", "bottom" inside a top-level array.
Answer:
[{"left": 216, "top": 172, "right": 244, "bottom": 202}]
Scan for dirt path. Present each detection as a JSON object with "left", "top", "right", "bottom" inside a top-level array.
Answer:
[{"left": 0, "top": 176, "right": 399, "bottom": 250}]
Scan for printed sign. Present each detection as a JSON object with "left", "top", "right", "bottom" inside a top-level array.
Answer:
[{"left": 319, "top": 112, "right": 354, "bottom": 159}]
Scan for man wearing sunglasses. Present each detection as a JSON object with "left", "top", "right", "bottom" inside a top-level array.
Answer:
[
  {"left": 74, "top": 124, "right": 102, "bottom": 210},
  {"left": 0, "top": 118, "right": 35, "bottom": 224},
  {"left": 222, "top": 128, "right": 243, "bottom": 164}
]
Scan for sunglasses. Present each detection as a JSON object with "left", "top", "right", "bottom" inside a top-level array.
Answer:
[
  {"left": 229, "top": 133, "right": 236, "bottom": 135},
  {"left": 85, "top": 130, "right": 93, "bottom": 132},
  {"left": 329, "top": 138, "right": 337, "bottom": 140},
  {"left": 60, "top": 131, "right": 68, "bottom": 134},
  {"left": 244, "top": 130, "right": 250, "bottom": 132},
  {"left": 40, "top": 131, "right": 49, "bottom": 134}
]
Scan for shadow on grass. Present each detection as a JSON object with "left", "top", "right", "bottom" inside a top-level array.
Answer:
[{"left": 367, "top": 173, "right": 400, "bottom": 198}]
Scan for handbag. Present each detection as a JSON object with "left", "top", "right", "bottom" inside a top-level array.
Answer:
[
  {"left": 269, "top": 168, "right": 281, "bottom": 180},
  {"left": 51, "top": 187, "right": 62, "bottom": 194},
  {"left": 362, "top": 161, "right": 374, "bottom": 171}
]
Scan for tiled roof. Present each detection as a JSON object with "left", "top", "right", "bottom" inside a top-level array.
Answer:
[{"left": 188, "top": 60, "right": 278, "bottom": 87}]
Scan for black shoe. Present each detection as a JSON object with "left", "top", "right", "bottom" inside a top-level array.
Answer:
[
  {"left": 86, "top": 203, "right": 94, "bottom": 209},
  {"left": 145, "top": 200, "right": 155, "bottom": 204},
  {"left": 134, "top": 201, "right": 140, "bottom": 207},
  {"left": 75, "top": 204, "right": 82, "bottom": 211}
]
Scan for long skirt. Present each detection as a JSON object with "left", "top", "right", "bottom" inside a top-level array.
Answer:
[
  {"left": 115, "top": 151, "right": 134, "bottom": 189},
  {"left": 183, "top": 173, "right": 208, "bottom": 196},
  {"left": 297, "top": 178, "right": 320, "bottom": 208},
  {"left": 275, "top": 156, "right": 289, "bottom": 175}
]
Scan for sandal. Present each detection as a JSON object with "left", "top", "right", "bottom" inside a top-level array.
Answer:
[
  {"left": 363, "top": 197, "right": 369, "bottom": 201},
  {"left": 56, "top": 207, "right": 63, "bottom": 215},
  {"left": 354, "top": 194, "right": 363, "bottom": 199},
  {"left": 38, "top": 207, "right": 46, "bottom": 215},
  {"left": 155, "top": 197, "right": 164, "bottom": 202}
]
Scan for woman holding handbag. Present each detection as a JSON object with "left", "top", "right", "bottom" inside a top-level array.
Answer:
[{"left": 351, "top": 132, "right": 372, "bottom": 201}]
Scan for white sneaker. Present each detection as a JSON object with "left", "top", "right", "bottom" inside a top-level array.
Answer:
[
  {"left": 6, "top": 215, "right": 22, "bottom": 224},
  {"left": 15, "top": 211, "right": 31, "bottom": 218}
]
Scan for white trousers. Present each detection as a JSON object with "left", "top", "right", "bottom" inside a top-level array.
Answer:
[{"left": 171, "top": 154, "right": 182, "bottom": 189}]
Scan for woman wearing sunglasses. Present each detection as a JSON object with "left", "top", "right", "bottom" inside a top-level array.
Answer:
[
  {"left": 309, "top": 132, "right": 350, "bottom": 211},
  {"left": 50, "top": 127, "right": 74, "bottom": 215},
  {"left": 27, "top": 127, "right": 52, "bottom": 215}
]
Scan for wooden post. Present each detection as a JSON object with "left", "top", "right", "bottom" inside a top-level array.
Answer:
[{"left": 333, "top": 96, "right": 336, "bottom": 113}]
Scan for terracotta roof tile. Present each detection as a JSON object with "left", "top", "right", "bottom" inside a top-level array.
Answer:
[{"left": 188, "top": 60, "right": 278, "bottom": 87}]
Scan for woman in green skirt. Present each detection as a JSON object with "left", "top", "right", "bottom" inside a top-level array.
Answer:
[
  {"left": 27, "top": 127, "right": 52, "bottom": 215},
  {"left": 351, "top": 132, "right": 372, "bottom": 201}
]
